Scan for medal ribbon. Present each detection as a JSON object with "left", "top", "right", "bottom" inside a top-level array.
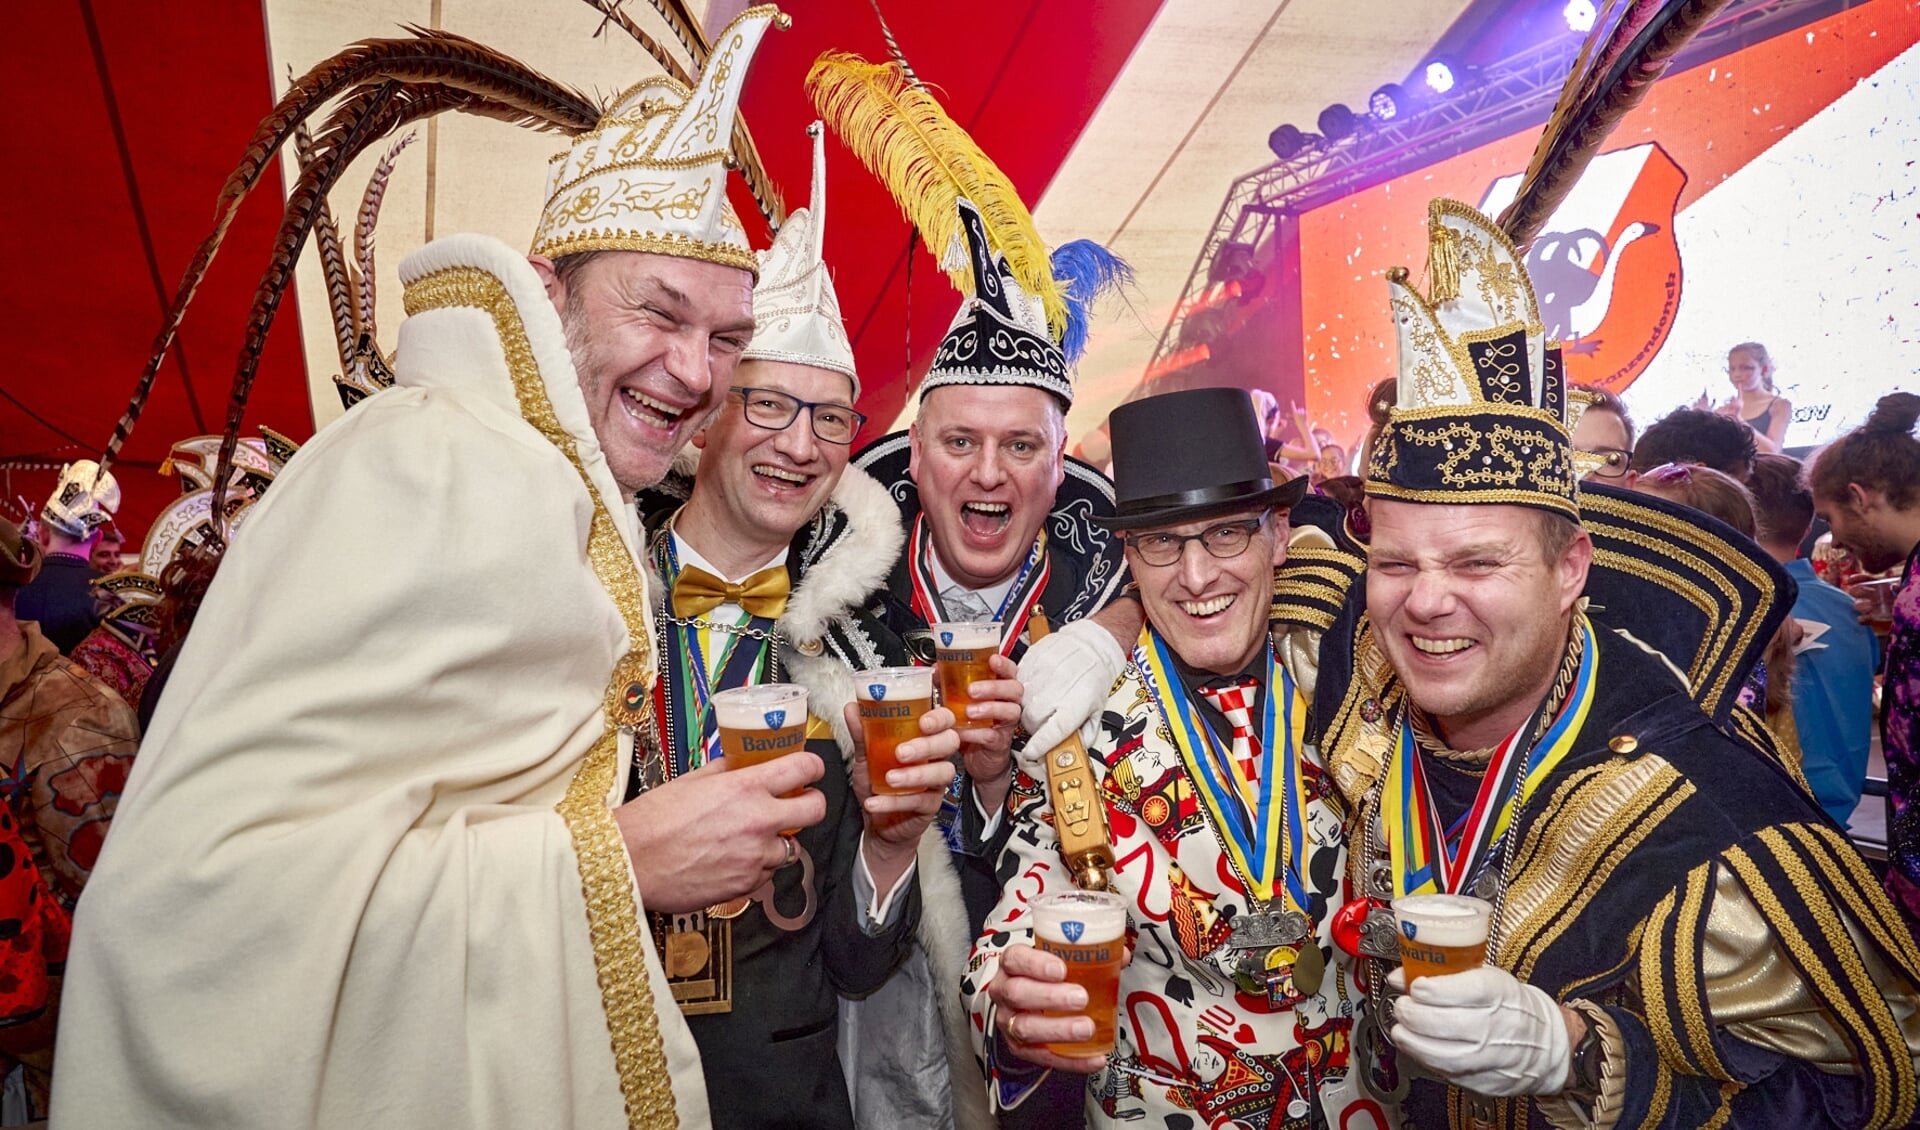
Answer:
[
  {"left": 1135, "top": 627, "right": 1309, "bottom": 909},
  {"left": 1382, "top": 615, "right": 1599, "bottom": 898},
  {"left": 905, "top": 513, "right": 1050, "bottom": 658},
  {"left": 654, "top": 536, "right": 775, "bottom": 775}
]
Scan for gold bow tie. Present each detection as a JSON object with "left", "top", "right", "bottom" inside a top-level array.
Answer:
[{"left": 671, "top": 563, "right": 790, "bottom": 620}]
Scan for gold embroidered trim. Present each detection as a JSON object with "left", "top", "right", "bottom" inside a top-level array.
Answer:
[
  {"left": 1725, "top": 838, "right": 1909, "bottom": 1127},
  {"left": 403, "top": 266, "right": 674, "bottom": 1129},
  {"left": 529, "top": 229, "right": 759, "bottom": 275},
  {"left": 1364, "top": 478, "right": 1580, "bottom": 518}
]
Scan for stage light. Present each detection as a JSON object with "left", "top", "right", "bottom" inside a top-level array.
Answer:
[
  {"left": 1268, "top": 123, "right": 1309, "bottom": 160},
  {"left": 1318, "top": 103, "right": 1357, "bottom": 141},
  {"left": 1369, "top": 83, "right": 1411, "bottom": 122},
  {"left": 1564, "top": 0, "right": 1597, "bottom": 33},
  {"left": 1424, "top": 58, "right": 1459, "bottom": 95}
]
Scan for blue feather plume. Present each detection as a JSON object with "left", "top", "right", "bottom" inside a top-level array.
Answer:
[{"left": 1049, "top": 239, "right": 1133, "bottom": 367}]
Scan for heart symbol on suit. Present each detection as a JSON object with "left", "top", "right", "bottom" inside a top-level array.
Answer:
[
  {"left": 764, "top": 710, "right": 786, "bottom": 729},
  {"left": 1233, "top": 1023, "right": 1256, "bottom": 1044}
]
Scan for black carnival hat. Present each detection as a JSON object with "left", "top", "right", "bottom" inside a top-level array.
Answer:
[{"left": 1097, "top": 387, "right": 1307, "bottom": 530}]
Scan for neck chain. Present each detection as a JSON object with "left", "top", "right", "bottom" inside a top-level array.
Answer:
[{"left": 1367, "top": 624, "right": 1585, "bottom": 956}]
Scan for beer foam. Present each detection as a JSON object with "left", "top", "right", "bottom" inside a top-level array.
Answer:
[
  {"left": 854, "top": 666, "right": 933, "bottom": 702},
  {"left": 931, "top": 620, "right": 1001, "bottom": 650},
  {"left": 1033, "top": 890, "right": 1127, "bottom": 944},
  {"left": 711, "top": 684, "right": 807, "bottom": 730},
  {"left": 1392, "top": 893, "right": 1491, "bottom": 947}
]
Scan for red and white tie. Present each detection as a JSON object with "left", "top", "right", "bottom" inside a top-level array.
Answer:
[{"left": 1198, "top": 678, "right": 1263, "bottom": 797}]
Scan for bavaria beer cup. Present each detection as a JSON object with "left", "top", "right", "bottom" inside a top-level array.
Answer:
[
  {"left": 931, "top": 620, "right": 1001, "bottom": 723},
  {"left": 1031, "top": 889, "right": 1127, "bottom": 1058},
  {"left": 1391, "top": 893, "right": 1491, "bottom": 985},
  {"left": 712, "top": 683, "right": 810, "bottom": 810},
  {"left": 854, "top": 667, "right": 935, "bottom": 797}
]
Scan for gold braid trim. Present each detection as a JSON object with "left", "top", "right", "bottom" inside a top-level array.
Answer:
[
  {"left": 1581, "top": 491, "right": 1774, "bottom": 715},
  {"left": 403, "top": 266, "right": 674, "bottom": 1129},
  {"left": 1497, "top": 757, "right": 1691, "bottom": 980},
  {"left": 1725, "top": 835, "right": 1912, "bottom": 1128},
  {"left": 1672, "top": 862, "right": 1730, "bottom": 1079},
  {"left": 1783, "top": 822, "right": 1920, "bottom": 976},
  {"left": 1699, "top": 1080, "right": 1743, "bottom": 1130}
]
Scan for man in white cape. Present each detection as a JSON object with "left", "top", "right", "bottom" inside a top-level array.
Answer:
[{"left": 52, "top": 9, "right": 811, "bottom": 1127}]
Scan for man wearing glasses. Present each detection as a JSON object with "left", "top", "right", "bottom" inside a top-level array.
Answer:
[
  {"left": 967, "top": 387, "right": 1365, "bottom": 1126},
  {"left": 630, "top": 128, "right": 961, "bottom": 1129}
]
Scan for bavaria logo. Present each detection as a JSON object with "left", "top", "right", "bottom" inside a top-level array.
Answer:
[
  {"left": 764, "top": 710, "right": 786, "bottom": 729},
  {"left": 1062, "top": 920, "right": 1085, "bottom": 943},
  {"left": 869, "top": 684, "right": 887, "bottom": 701},
  {"left": 1401, "top": 920, "right": 1418, "bottom": 941},
  {"left": 940, "top": 631, "right": 955, "bottom": 647},
  {"left": 1479, "top": 141, "right": 1686, "bottom": 396}
]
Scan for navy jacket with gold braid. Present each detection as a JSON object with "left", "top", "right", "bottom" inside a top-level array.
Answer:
[{"left": 1326, "top": 620, "right": 1920, "bottom": 1129}]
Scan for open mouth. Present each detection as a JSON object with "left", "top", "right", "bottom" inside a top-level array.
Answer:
[
  {"left": 1409, "top": 636, "right": 1477, "bottom": 656},
  {"left": 752, "top": 462, "right": 814, "bottom": 489},
  {"left": 621, "top": 388, "right": 685, "bottom": 430},
  {"left": 1178, "top": 595, "right": 1235, "bottom": 618},
  {"left": 960, "top": 501, "right": 1012, "bottom": 537}
]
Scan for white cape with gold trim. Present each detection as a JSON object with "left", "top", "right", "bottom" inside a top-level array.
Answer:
[{"left": 53, "top": 234, "right": 708, "bottom": 1129}]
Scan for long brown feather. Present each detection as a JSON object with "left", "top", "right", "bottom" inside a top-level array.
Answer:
[
  {"left": 353, "top": 132, "right": 417, "bottom": 342},
  {"left": 293, "top": 113, "right": 361, "bottom": 372},
  {"left": 98, "top": 33, "right": 601, "bottom": 478},
  {"left": 643, "top": 0, "right": 710, "bottom": 70},
  {"left": 576, "top": 0, "right": 693, "bottom": 85},
  {"left": 1497, "top": 0, "right": 1734, "bottom": 247},
  {"left": 208, "top": 83, "right": 559, "bottom": 529}
]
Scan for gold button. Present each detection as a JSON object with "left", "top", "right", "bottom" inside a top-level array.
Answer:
[
  {"left": 1609, "top": 734, "right": 1639, "bottom": 755},
  {"left": 796, "top": 638, "right": 824, "bottom": 657}
]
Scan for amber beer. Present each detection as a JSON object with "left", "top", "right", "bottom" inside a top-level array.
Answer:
[
  {"left": 1032, "top": 890, "right": 1128, "bottom": 1058},
  {"left": 855, "top": 667, "right": 935, "bottom": 797},
  {"left": 1392, "top": 893, "right": 1491, "bottom": 985},
  {"left": 712, "top": 684, "right": 809, "bottom": 777},
  {"left": 931, "top": 620, "right": 1001, "bottom": 722}
]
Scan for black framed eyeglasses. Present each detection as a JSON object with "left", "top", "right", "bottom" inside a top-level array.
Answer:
[
  {"left": 1123, "top": 515, "right": 1268, "bottom": 568},
  {"left": 730, "top": 386, "right": 868, "bottom": 445},
  {"left": 1583, "top": 446, "right": 1633, "bottom": 479}
]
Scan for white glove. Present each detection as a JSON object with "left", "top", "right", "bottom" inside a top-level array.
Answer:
[
  {"left": 1389, "top": 966, "right": 1573, "bottom": 1097},
  {"left": 1015, "top": 619, "right": 1127, "bottom": 776}
]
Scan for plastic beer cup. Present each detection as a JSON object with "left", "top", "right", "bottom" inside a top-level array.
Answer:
[
  {"left": 1392, "top": 893, "right": 1491, "bottom": 985},
  {"left": 854, "top": 667, "right": 935, "bottom": 797},
  {"left": 931, "top": 620, "right": 1001, "bottom": 722},
  {"left": 1031, "top": 889, "right": 1128, "bottom": 1058}
]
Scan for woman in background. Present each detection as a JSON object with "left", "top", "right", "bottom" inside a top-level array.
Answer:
[{"left": 1702, "top": 341, "right": 1792, "bottom": 453}]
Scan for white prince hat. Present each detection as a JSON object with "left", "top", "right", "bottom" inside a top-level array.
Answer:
[
  {"left": 740, "top": 122, "right": 858, "bottom": 395},
  {"left": 530, "top": 5, "right": 788, "bottom": 275}
]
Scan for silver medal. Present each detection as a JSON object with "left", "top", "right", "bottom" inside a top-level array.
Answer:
[{"left": 1229, "top": 906, "right": 1310, "bottom": 950}]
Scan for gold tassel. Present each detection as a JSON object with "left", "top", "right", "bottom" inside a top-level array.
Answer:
[
  {"left": 806, "top": 52, "right": 1065, "bottom": 338},
  {"left": 157, "top": 456, "right": 174, "bottom": 477},
  {"left": 1427, "top": 219, "right": 1461, "bottom": 303}
]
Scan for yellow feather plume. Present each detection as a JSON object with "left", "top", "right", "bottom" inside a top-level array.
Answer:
[{"left": 806, "top": 51, "right": 1064, "bottom": 338}]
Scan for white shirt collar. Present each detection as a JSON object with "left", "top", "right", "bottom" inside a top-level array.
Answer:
[
  {"left": 927, "top": 541, "right": 1018, "bottom": 619},
  {"left": 671, "top": 531, "right": 787, "bottom": 584}
]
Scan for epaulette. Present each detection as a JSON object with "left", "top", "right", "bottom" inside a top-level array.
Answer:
[
  {"left": 1723, "top": 703, "right": 1812, "bottom": 793},
  {"left": 1272, "top": 544, "right": 1367, "bottom": 633},
  {"left": 1273, "top": 492, "right": 1367, "bottom": 632}
]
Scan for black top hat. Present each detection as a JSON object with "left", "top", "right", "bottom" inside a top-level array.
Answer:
[{"left": 1097, "top": 387, "right": 1307, "bottom": 530}]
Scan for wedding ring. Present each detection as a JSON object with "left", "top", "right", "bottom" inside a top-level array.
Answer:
[
  {"left": 1006, "top": 1012, "right": 1025, "bottom": 1044},
  {"left": 780, "top": 835, "right": 797, "bottom": 867}
]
